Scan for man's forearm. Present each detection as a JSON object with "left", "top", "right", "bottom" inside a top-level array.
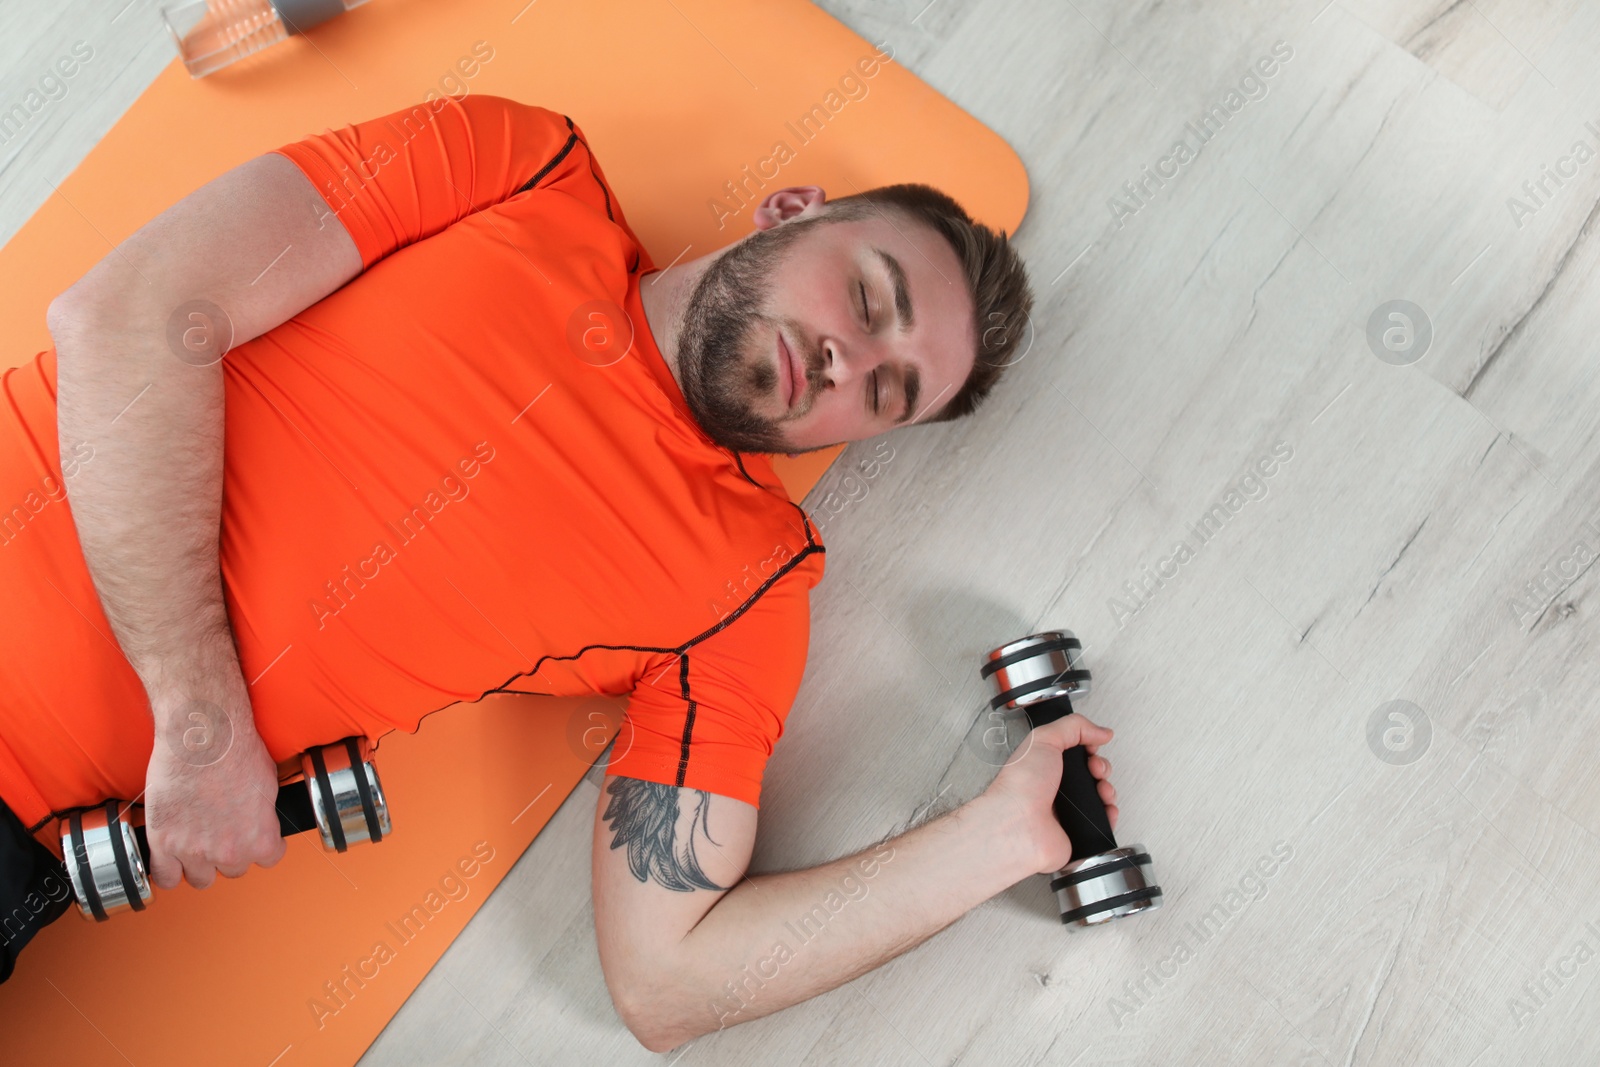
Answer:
[
  {"left": 641, "top": 794, "right": 1036, "bottom": 1050},
  {"left": 50, "top": 293, "right": 242, "bottom": 715},
  {"left": 50, "top": 288, "right": 297, "bottom": 888}
]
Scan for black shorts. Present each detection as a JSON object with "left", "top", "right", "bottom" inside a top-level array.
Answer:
[{"left": 1, "top": 795, "right": 73, "bottom": 983}]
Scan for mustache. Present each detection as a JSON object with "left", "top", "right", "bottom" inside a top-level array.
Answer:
[{"left": 788, "top": 329, "right": 822, "bottom": 408}]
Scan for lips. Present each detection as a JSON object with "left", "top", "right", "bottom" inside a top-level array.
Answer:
[{"left": 779, "top": 329, "right": 805, "bottom": 410}]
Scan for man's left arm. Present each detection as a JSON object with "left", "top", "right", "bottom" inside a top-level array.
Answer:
[{"left": 593, "top": 712, "right": 1119, "bottom": 1051}]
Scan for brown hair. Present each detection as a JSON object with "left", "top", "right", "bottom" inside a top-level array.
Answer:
[{"left": 820, "top": 182, "right": 1034, "bottom": 423}]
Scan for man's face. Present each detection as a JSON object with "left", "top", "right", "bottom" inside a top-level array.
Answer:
[{"left": 673, "top": 207, "right": 977, "bottom": 455}]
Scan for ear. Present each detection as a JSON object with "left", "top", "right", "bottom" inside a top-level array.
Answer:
[{"left": 751, "top": 186, "right": 827, "bottom": 230}]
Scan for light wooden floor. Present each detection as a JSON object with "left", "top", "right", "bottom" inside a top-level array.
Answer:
[{"left": 8, "top": 1, "right": 1600, "bottom": 1063}]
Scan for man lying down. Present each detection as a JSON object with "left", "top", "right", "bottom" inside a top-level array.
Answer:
[{"left": 0, "top": 91, "right": 1118, "bottom": 1048}]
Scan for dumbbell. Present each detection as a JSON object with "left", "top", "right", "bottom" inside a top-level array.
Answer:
[
  {"left": 59, "top": 735, "right": 390, "bottom": 922},
  {"left": 981, "top": 631, "right": 1162, "bottom": 929}
]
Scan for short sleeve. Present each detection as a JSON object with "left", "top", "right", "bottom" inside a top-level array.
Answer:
[
  {"left": 606, "top": 560, "right": 818, "bottom": 810},
  {"left": 268, "top": 94, "right": 591, "bottom": 270}
]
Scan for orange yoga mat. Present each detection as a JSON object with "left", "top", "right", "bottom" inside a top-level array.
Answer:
[{"left": 0, "top": 1, "right": 1028, "bottom": 1063}]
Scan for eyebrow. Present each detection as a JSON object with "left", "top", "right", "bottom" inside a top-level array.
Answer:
[
  {"left": 874, "top": 247, "right": 915, "bottom": 334},
  {"left": 871, "top": 247, "right": 920, "bottom": 424}
]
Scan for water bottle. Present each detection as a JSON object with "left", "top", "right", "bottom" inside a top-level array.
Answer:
[{"left": 161, "top": 0, "right": 372, "bottom": 79}]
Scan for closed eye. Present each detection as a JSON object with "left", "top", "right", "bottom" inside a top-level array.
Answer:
[{"left": 859, "top": 279, "right": 879, "bottom": 415}]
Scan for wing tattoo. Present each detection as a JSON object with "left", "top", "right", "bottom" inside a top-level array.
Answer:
[{"left": 602, "top": 777, "right": 731, "bottom": 892}]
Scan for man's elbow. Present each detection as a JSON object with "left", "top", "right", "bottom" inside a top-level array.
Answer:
[
  {"left": 629, "top": 1022, "right": 681, "bottom": 1056},
  {"left": 46, "top": 286, "right": 116, "bottom": 359},
  {"left": 612, "top": 978, "right": 706, "bottom": 1054},
  {"left": 46, "top": 290, "right": 89, "bottom": 341}
]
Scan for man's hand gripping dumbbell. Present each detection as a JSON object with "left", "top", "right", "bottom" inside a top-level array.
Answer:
[
  {"left": 981, "top": 630, "right": 1162, "bottom": 928},
  {"left": 60, "top": 734, "right": 390, "bottom": 922}
]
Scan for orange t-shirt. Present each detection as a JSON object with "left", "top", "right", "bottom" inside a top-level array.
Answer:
[{"left": 0, "top": 94, "right": 824, "bottom": 847}]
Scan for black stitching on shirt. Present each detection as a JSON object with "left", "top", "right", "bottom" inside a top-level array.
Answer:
[
  {"left": 674, "top": 653, "right": 697, "bottom": 786},
  {"left": 482, "top": 540, "right": 823, "bottom": 701},
  {"left": 25, "top": 534, "right": 824, "bottom": 837},
  {"left": 730, "top": 452, "right": 763, "bottom": 488},
  {"left": 514, "top": 114, "right": 579, "bottom": 195},
  {"left": 568, "top": 130, "right": 615, "bottom": 223}
]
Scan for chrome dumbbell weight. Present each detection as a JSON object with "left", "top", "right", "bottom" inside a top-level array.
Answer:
[
  {"left": 981, "top": 631, "right": 1162, "bottom": 929},
  {"left": 59, "top": 735, "right": 390, "bottom": 922}
]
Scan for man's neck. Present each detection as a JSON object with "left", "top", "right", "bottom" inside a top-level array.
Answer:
[{"left": 638, "top": 259, "right": 708, "bottom": 396}]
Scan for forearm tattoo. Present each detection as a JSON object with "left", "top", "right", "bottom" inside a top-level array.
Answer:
[{"left": 602, "top": 778, "right": 730, "bottom": 892}]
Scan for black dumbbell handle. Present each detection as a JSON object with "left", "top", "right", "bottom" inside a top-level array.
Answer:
[
  {"left": 1023, "top": 692, "right": 1118, "bottom": 861},
  {"left": 127, "top": 781, "right": 320, "bottom": 864}
]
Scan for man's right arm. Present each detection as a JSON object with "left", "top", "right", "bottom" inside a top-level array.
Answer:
[
  {"left": 46, "top": 94, "right": 625, "bottom": 890},
  {"left": 47, "top": 151, "right": 361, "bottom": 890}
]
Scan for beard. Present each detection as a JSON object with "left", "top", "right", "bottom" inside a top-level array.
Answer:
[{"left": 673, "top": 216, "right": 829, "bottom": 454}]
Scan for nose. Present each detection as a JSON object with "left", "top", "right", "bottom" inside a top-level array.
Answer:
[{"left": 820, "top": 334, "right": 874, "bottom": 391}]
